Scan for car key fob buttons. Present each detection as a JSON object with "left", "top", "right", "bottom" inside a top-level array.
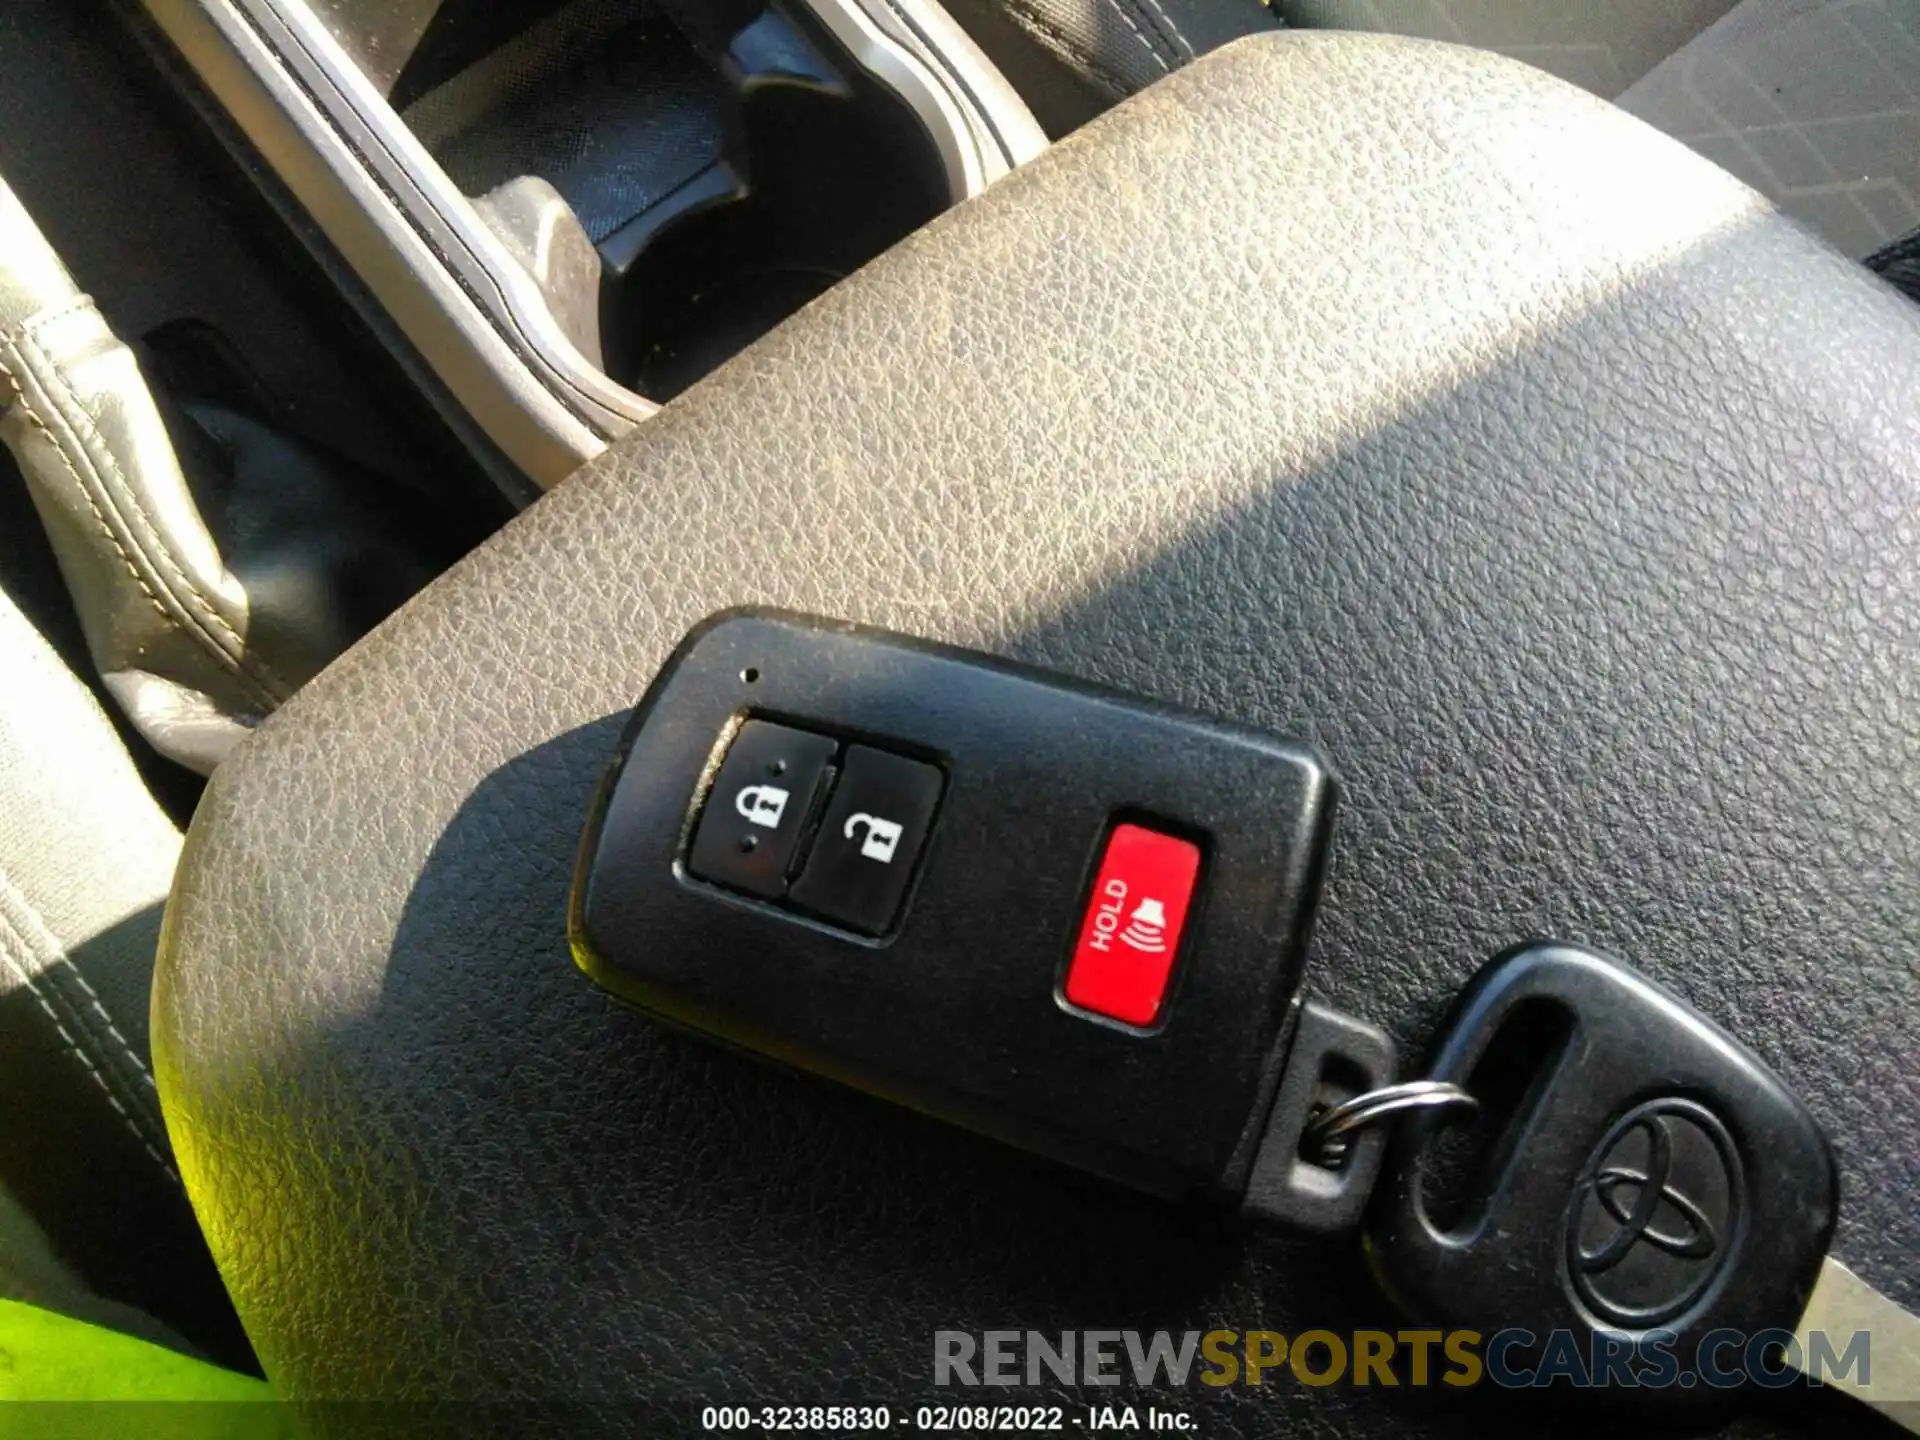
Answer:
[{"left": 572, "top": 610, "right": 1338, "bottom": 1199}]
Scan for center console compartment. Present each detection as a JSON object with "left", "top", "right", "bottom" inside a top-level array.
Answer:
[
  {"left": 395, "top": 0, "right": 953, "bottom": 397},
  {"left": 143, "top": 0, "right": 1046, "bottom": 482}
]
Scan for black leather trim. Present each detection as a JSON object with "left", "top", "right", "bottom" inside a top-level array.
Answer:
[
  {"left": 1868, "top": 228, "right": 1920, "bottom": 304},
  {"left": 941, "top": 0, "right": 1277, "bottom": 134},
  {"left": 156, "top": 34, "right": 1919, "bottom": 1432}
]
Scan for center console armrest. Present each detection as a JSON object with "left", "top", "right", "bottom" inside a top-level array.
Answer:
[{"left": 156, "top": 33, "right": 1920, "bottom": 1419}]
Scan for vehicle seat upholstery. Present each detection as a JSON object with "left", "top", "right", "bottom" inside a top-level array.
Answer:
[
  {"left": 939, "top": 0, "right": 1745, "bottom": 140},
  {"left": 0, "top": 576, "right": 248, "bottom": 1367},
  {"left": 938, "top": 0, "right": 1281, "bottom": 135},
  {"left": 953, "top": 0, "right": 1920, "bottom": 267},
  {"left": 0, "top": 174, "right": 454, "bottom": 777}
]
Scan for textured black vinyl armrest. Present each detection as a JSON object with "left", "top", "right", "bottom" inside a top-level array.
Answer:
[{"left": 156, "top": 33, "right": 1920, "bottom": 1433}]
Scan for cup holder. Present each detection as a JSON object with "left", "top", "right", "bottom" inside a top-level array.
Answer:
[
  {"left": 403, "top": 0, "right": 951, "bottom": 402},
  {"left": 600, "top": 48, "right": 948, "bottom": 398}
]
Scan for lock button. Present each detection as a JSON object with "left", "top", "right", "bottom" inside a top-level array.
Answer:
[
  {"left": 687, "top": 720, "right": 838, "bottom": 898},
  {"left": 789, "top": 745, "right": 944, "bottom": 935}
]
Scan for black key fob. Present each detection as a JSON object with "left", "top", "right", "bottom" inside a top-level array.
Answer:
[
  {"left": 1367, "top": 942, "right": 1838, "bottom": 1399},
  {"left": 571, "top": 610, "right": 1339, "bottom": 1200}
]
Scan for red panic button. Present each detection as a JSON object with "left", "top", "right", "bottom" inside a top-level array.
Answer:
[{"left": 1063, "top": 823, "right": 1202, "bottom": 1027}]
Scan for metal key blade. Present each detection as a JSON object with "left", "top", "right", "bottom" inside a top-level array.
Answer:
[{"left": 1793, "top": 1257, "right": 1920, "bottom": 1432}]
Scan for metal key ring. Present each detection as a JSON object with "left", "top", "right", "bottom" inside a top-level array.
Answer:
[{"left": 1301, "top": 1080, "right": 1480, "bottom": 1167}]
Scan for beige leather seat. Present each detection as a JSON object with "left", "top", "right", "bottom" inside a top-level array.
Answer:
[
  {"left": 0, "top": 576, "right": 250, "bottom": 1364},
  {"left": 0, "top": 179, "right": 253, "bottom": 1366}
]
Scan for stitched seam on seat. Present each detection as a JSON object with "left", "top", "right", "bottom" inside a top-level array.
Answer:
[
  {"left": 15, "top": 315, "right": 290, "bottom": 703},
  {"left": 0, "top": 345, "right": 178, "bottom": 632},
  {"left": 9, "top": 311, "right": 290, "bottom": 705},
  {"left": 40, "top": 962, "right": 160, "bottom": 1101},
  {"left": 1101, "top": 0, "right": 1173, "bottom": 73},
  {"left": 0, "top": 867, "right": 171, "bottom": 1146},
  {"left": 2, "top": 293, "right": 93, "bottom": 339},
  {"left": 1128, "top": 0, "right": 1194, "bottom": 60},
  {"left": 0, "top": 899, "right": 179, "bottom": 1187},
  {"left": 0, "top": 332, "right": 281, "bottom": 712},
  {"left": 1006, "top": 0, "right": 1169, "bottom": 76},
  {"left": 1000, "top": 0, "right": 1151, "bottom": 92}
]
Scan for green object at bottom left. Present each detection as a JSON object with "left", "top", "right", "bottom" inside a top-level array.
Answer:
[{"left": 0, "top": 1298, "right": 287, "bottom": 1438}]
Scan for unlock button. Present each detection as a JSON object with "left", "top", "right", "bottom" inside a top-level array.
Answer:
[{"left": 791, "top": 746, "right": 944, "bottom": 935}]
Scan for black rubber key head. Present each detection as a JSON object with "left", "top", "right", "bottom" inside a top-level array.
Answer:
[{"left": 1367, "top": 943, "right": 1838, "bottom": 1399}]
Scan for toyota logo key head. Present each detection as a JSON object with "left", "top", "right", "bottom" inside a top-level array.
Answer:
[
  {"left": 1365, "top": 943, "right": 1836, "bottom": 1408},
  {"left": 1566, "top": 1098, "right": 1744, "bottom": 1326}
]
